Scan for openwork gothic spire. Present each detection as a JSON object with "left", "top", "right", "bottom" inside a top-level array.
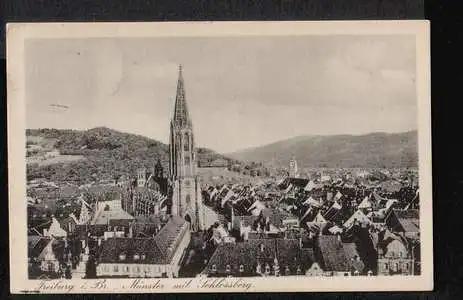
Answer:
[{"left": 172, "top": 64, "right": 191, "bottom": 128}]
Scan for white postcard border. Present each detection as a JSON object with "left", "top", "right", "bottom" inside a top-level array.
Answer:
[{"left": 7, "top": 20, "right": 432, "bottom": 293}]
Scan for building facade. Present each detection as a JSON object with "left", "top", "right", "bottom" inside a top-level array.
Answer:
[
  {"left": 169, "top": 65, "right": 204, "bottom": 231},
  {"left": 96, "top": 216, "right": 191, "bottom": 278}
]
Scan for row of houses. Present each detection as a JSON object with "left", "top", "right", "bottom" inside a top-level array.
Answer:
[{"left": 198, "top": 172, "right": 420, "bottom": 277}]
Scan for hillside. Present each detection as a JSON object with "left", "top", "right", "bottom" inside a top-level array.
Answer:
[
  {"left": 226, "top": 131, "right": 418, "bottom": 169},
  {"left": 26, "top": 127, "right": 234, "bottom": 183}
]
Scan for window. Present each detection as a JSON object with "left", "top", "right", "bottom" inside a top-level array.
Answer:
[
  {"left": 212, "top": 264, "right": 217, "bottom": 272},
  {"left": 113, "top": 265, "right": 119, "bottom": 272},
  {"left": 135, "top": 266, "right": 141, "bottom": 273},
  {"left": 265, "top": 265, "right": 271, "bottom": 274},
  {"left": 186, "top": 195, "right": 191, "bottom": 205},
  {"left": 384, "top": 263, "right": 388, "bottom": 270},
  {"left": 184, "top": 156, "right": 190, "bottom": 165},
  {"left": 119, "top": 254, "right": 126, "bottom": 261},
  {"left": 239, "top": 265, "right": 244, "bottom": 273},
  {"left": 134, "top": 254, "right": 140, "bottom": 260},
  {"left": 285, "top": 266, "right": 290, "bottom": 275},
  {"left": 124, "top": 266, "right": 130, "bottom": 272},
  {"left": 226, "top": 265, "right": 231, "bottom": 273},
  {"left": 354, "top": 270, "right": 359, "bottom": 276},
  {"left": 184, "top": 133, "right": 190, "bottom": 151},
  {"left": 141, "top": 254, "right": 146, "bottom": 260},
  {"left": 404, "top": 263, "right": 409, "bottom": 271}
]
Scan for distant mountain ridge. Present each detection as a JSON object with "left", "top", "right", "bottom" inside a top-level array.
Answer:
[
  {"left": 226, "top": 131, "right": 418, "bottom": 169},
  {"left": 26, "top": 127, "right": 233, "bottom": 183}
]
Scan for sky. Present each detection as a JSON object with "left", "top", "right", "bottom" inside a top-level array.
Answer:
[{"left": 25, "top": 35, "right": 417, "bottom": 153}]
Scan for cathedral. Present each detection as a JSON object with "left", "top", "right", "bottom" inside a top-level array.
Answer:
[
  {"left": 168, "top": 65, "right": 205, "bottom": 231},
  {"left": 121, "top": 65, "right": 205, "bottom": 231}
]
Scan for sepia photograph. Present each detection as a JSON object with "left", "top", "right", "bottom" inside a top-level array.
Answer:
[{"left": 7, "top": 21, "right": 432, "bottom": 293}]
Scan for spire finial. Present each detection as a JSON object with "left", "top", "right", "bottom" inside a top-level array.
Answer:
[{"left": 179, "top": 64, "right": 183, "bottom": 75}]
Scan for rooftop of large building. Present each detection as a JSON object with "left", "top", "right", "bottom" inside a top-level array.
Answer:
[{"left": 98, "top": 216, "right": 189, "bottom": 265}]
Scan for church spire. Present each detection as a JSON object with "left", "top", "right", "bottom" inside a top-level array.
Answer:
[{"left": 172, "top": 64, "right": 191, "bottom": 128}]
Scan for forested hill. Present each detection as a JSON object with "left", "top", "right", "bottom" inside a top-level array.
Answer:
[
  {"left": 26, "top": 127, "right": 233, "bottom": 183},
  {"left": 226, "top": 131, "right": 418, "bottom": 169}
]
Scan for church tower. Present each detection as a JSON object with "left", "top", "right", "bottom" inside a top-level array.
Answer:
[
  {"left": 169, "top": 65, "right": 204, "bottom": 231},
  {"left": 289, "top": 155, "right": 299, "bottom": 178}
]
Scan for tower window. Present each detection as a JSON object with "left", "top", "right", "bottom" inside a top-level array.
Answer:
[
  {"left": 184, "top": 133, "right": 189, "bottom": 151},
  {"left": 185, "top": 156, "right": 190, "bottom": 165}
]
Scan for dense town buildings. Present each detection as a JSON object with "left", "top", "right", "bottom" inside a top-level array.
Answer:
[{"left": 26, "top": 66, "right": 421, "bottom": 279}]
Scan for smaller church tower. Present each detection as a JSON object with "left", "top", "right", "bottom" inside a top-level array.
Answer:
[
  {"left": 137, "top": 167, "right": 146, "bottom": 187},
  {"left": 289, "top": 155, "right": 299, "bottom": 178}
]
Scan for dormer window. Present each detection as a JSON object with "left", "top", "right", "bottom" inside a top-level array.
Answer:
[
  {"left": 285, "top": 266, "right": 290, "bottom": 275},
  {"left": 265, "top": 264, "right": 271, "bottom": 274},
  {"left": 367, "top": 270, "right": 373, "bottom": 276},
  {"left": 211, "top": 264, "right": 217, "bottom": 272},
  {"left": 296, "top": 266, "right": 302, "bottom": 275},
  {"left": 256, "top": 263, "right": 262, "bottom": 274},
  {"left": 354, "top": 270, "right": 360, "bottom": 276},
  {"left": 226, "top": 265, "right": 231, "bottom": 273},
  {"left": 134, "top": 254, "right": 140, "bottom": 260},
  {"left": 239, "top": 265, "right": 244, "bottom": 273},
  {"left": 119, "top": 254, "right": 126, "bottom": 261},
  {"left": 141, "top": 254, "right": 146, "bottom": 260}
]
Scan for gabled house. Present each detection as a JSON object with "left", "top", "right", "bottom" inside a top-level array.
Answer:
[
  {"left": 385, "top": 209, "right": 420, "bottom": 240},
  {"left": 28, "top": 236, "right": 61, "bottom": 278},
  {"left": 96, "top": 216, "right": 190, "bottom": 278}
]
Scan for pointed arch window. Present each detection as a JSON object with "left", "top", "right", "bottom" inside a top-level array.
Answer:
[{"left": 184, "top": 133, "right": 190, "bottom": 151}]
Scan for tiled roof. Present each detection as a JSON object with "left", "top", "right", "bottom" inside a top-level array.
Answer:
[
  {"left": 154, "top": 216, "right": 188, "bottom": 261},
  {"left": 276, "top": 239, "right": 314, "bottom": 273},
  {"left": 377, "top": 180, "right": 403, "bottom": 193},
  {"left": 317, "top": 236, "right": 349, "bottom": 272},
  {"left": 28, "top": 236, "right": 52, "bottom": 258},
  {"left": 203, "top": 239, "right": 276, "bottom": 276},
  {"left": 279, "top": 178, "right": 309, "bottom": 189},
  {"left": 393, "top": 209, "right": 419, "bottom": 232},
  {"left": 342, "top": 242, "right": 365, "bottom": 273},
  {"left": 98, "top": 216, "right": 188, "bottom": 265},
  {"left": 98, "top": 237, "right": 166, "bottom": 264},
  {"left": 203, "top": 238, "right": 314, "bottom": 276},
  {"left": 92, "top": 207, "right": 134, "bottom": 225}
]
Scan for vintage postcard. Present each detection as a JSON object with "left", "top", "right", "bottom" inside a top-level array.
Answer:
[{"left": 7, "top": 21, "right": 432, "bottom": 293}]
